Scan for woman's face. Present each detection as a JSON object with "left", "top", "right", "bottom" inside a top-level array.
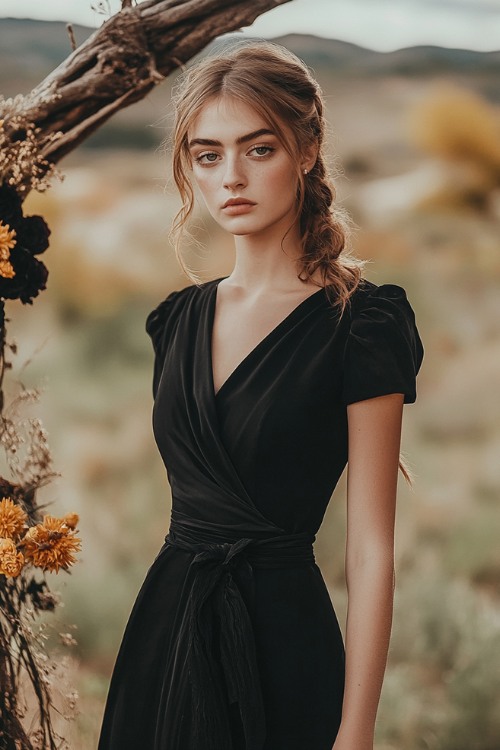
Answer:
[{"left": 187, "top": 95, "right": 301, "bottom": 240}]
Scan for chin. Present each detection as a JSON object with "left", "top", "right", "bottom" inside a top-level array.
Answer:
[
  {"left": 229, "top": 228, "right": 258, "bottom": 237},
  {"left": 218, "top": 220, "right": 263, "bottom": 236}
]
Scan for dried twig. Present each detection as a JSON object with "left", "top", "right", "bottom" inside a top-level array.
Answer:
[{"left": 66, "top": 24, "right": 77, "bottom": 53}]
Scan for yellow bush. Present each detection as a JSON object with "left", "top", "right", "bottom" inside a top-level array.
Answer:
[{"left": 407, "top": 83, "right": 500, "bottom": 177}]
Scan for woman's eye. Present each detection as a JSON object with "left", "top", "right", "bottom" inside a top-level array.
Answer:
[
  {"left": 195, "top": 152, "right": 219, "bottom": 165},
  {"left": 250, "top": 146, "right": 274, "bottom": 157}
]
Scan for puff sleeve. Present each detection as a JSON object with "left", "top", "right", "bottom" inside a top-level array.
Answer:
[
  {"left": 341, "top": 282, "right": 424, "bottom": 406},
  {"left": 145, "top": 289, "right": 184, "bottom": 399}
]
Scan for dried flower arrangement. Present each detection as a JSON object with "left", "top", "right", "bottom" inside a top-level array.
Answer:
[{"left": 1, "top": 96, "right": 82, "bottom": 749}]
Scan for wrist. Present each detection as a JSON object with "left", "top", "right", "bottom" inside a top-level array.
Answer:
[{"left": 334, "top": 720, "right": 375, "bottom": 747}]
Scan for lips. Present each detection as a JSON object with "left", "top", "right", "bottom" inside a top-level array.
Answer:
[{"left": 222, "top": 198, "right": 256, "bottom": 208}]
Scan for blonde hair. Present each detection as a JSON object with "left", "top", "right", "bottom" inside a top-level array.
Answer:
[
  {"left": 167, "top": 40, "right": 413, "bottom": 485},
  {"left": 169, "top": 40, "right": 367, "bottom": 317}
]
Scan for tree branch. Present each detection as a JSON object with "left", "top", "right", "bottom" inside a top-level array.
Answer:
[{"left": 7, "top": 0, "right": 292, "bottom": 169}]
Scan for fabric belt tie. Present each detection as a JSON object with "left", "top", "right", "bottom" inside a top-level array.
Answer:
[{"left": 163, "top": 517, "right": 316, "bottom": 750}]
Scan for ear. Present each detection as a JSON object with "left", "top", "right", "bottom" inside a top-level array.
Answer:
[{"left": 300, "top": 142, "right": 319, "bottom": 174}]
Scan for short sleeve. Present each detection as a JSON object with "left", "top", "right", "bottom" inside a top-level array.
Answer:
[
  {"left": 341, "top": 282, "right": 424, "bottom": 406},
  {"left": 145, "top": 288, "right": 185, "bottom": 399}
]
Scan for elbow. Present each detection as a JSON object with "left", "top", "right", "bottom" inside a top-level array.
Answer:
[{"left": 345, "top": 544, "right": 395, "bottom": 589}]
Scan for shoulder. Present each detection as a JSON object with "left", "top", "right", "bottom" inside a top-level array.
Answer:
[
  {"left": 145, "top": 284, "right": 193, "bottom": 342},
  {"left": 348, "top": 278, "right": 415, "bottom": 318},
  {"left": 346, "top": 278, "right": 422, "bottom": 345},
  {"left": 341, "top": 278, "right": 424, "bottom": 405},
  {"left": 145, "top": 278, "right": 217, "bottom": 350}
]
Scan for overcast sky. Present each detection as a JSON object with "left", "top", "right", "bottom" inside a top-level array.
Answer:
[{"left": 1, "top": 0, "right": 499, "bottom": 52}]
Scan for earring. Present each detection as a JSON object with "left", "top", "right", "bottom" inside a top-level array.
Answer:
[{"left": 303, "top": 168, "right": 308, "bottom": 175}]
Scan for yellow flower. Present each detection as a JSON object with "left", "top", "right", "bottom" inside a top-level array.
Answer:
[
  {"left": 22, "top": 515, "right": 82, "bottom": 573},
  {"left": 0, "top": 496, "right": 28, "bottom": 540},
  {"left": 0, "top": 220, "right": 16, "bottom": 278},
  {"left": 0, "top": 537, "right": 25, "bottom": 578}
]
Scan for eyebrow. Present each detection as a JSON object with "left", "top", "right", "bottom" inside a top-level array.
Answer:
[{"left": 188, "top": 128, "right": 277, "bottom": 150}]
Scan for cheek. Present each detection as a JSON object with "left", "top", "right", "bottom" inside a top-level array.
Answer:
[
  {"left": 192, "top": 170, "right": 218, "bottom": 204},
  {"left": 263, "top": 162, "right": 298, "bottom": 198}
]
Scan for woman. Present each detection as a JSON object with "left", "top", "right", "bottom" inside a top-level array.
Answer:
[{"left": 97, "top": 41, "right": 424, "bottom": 750}]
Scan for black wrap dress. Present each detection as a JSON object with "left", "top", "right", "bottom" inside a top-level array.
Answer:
[{"left": 97, "top": 276, "right": 424, "bottom": 750}]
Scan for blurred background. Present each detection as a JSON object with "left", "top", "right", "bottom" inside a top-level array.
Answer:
[{"left": 1, "top": 1, "right": 500, "bottom": 748}]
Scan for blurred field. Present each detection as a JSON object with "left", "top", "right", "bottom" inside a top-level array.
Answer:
[{"left": 3, "top": 29, "right": 500, "bottom": 750}]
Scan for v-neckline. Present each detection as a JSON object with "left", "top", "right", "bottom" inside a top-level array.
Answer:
[{"left": 208, "top": 276, "right": 328, "bottom": 400}]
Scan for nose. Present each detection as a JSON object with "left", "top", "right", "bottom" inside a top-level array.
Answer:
[{"left": 222, "top": 155, "right": 247, "bottom": 191}]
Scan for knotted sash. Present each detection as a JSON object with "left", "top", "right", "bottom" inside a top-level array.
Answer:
[{"left": 161, "top": 517, "right": 316, "bottom": 750}]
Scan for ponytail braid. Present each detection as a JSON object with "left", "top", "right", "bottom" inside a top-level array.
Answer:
[{"left": 294, "top": 94, "right": 365, "bottom": 316}]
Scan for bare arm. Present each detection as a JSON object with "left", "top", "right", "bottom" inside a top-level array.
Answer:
[{"left": 332, "top": 392, "right": 404, "bottom": 750}]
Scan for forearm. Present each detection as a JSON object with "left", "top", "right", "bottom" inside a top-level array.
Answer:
[{"left": 336, "top": 551, "right": 395, "bottom": 745}]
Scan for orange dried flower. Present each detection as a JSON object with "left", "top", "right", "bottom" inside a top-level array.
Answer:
[
  {"left": 0, "top": 220, "right": 16, "bottom": 252},
  {"left": 0, "top": 260, "right": 15, "bottom": 278},
  {"left": 0, "top": 220, "right": 16, "bottom": 279},
  {"left": 22, "top": 515, "right": 82, "bottom": 573},
  {"left": 0, "top": 537, "right": 25, "bottom": 578},
  {"left": 0, "top": 496, "right": 28, "bottom": 540},
  {"left": 62, "top": 512, "right": 79, "bottom": 530}
]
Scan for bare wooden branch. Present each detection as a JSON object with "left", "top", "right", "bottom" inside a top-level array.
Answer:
[{"left": 6, "top": 0, "right": 292, "bottom": 175}]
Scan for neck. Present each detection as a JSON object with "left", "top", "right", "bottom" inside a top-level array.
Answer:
[{"left": 229, "top": 220, "right": 310, "bottom": 292}]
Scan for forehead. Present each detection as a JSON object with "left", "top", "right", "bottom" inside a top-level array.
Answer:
[{"left": 188, "top": 95, "right": 274, "bottom": 141}]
